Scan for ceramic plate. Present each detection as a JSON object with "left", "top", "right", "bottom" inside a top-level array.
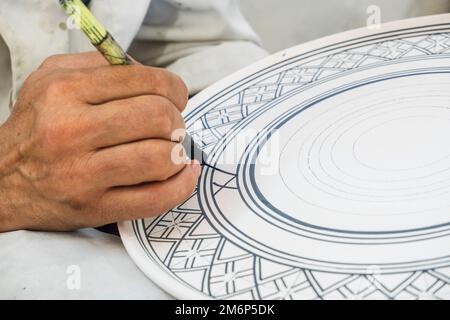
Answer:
[{"left": 119, "top": 15, "right": 450, "bottom": 299}]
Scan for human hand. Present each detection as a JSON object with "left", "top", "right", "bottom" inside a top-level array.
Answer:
[{"left": 0, "top": 52, "right": 200, "bottom": 232}]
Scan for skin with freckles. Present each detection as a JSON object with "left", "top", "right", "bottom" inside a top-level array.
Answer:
[{"left": 0, "top": 52, "right": 201, "bottom": 232}]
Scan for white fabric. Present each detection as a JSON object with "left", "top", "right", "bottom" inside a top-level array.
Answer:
[{"left": 0, "top": 229, "right": 172, "bottom": 299}]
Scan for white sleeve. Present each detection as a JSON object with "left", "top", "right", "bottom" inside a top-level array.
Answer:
[
  {"left": 0, "top": 35, "right": 12, "bottom": 125},
  {"left": 128, "top": 0, "right": 268, "bottom": 94}
]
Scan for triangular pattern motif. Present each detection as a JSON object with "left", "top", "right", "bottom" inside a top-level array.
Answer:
[{"left": 134, "top": 30, "right": 450, "bottom": 299}]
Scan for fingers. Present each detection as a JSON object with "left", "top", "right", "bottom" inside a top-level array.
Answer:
[
  {"left": 73, "top": 65, "right": 188, "bottom": 111},
  {"left": 36, "top": 54, "right": 188, "bottom": 112},
  {"left": 98, "top": 161, "right": 201, "bottom": 223},
  {"left": 38, "top": 52, "right": 110, "bottom": 70},
  {"left": 84, "top": 95, "right": 185, "bottom": 149},
  {"left": 88, "top": 139, "right": 188, "bottom": 187}
]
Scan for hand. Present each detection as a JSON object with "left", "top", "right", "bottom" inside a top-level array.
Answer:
[{"left": 0, "top": 52, "right": 200, "bottom": 232}]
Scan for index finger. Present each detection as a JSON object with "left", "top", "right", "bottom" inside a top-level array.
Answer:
[
  {"left": 77, "top": 65, "right": 189, "bottom": 112},
  {"left": 38, "top": 51, "right": 110, "bottom": 70}
]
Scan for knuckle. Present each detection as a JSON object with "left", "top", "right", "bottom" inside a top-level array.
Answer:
[
  {"left": 149, "top": 67, "right": 167, "bottom": 85},
  {"left": 146, "top": 67, "right": 172, "bottom": 89},
  {"left": 130, "top": 65, "right": 158, "bottom": 84},
  {"left": 152, "top": 144, "right": 177, "bottom": 181},
  {"left": 137, "top": 67, "right": 188, "bottom": 109},
  {"left": 48, "top": 72, "right": 79, "bottom": 93},
  {"left": 63, "top": 192, "right": 90, "bottom": 211},
  {"left": 162, "top": 70, "right": 189, "bottom": 108},
  {"left": 174, "top": 74, "right": 189, "bottom": 105},
  {"left": 39, "top": 54, "right": 62, "bottom": 68},
  {"left": 39, "top": 71, "right": 85, "bottom": 102},
  {"left": 152, "top": 103, "right": 174, "bottom": 136}
]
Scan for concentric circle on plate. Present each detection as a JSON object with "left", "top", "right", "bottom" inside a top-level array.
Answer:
[
  {"left": 119, "top": 19, "right": 450, "bottom": 299},
  {"left": 202, "top": 64, "right": 450, "bottom": 273}
]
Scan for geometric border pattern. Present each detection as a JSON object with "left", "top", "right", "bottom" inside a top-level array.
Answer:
[{"left": 129, "top": 26, "right": 450, "bottom": 299}]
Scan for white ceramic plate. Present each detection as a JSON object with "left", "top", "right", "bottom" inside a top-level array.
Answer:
[{"left": 119, "top": 14, "right": 450, "bottom": 300}]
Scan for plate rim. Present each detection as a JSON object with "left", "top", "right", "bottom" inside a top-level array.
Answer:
[
  {"left": 118, "top": 13, "right": 450, "bottom": 299},
  {"left": 118, "top": 220, "right": 212, "bottom": 300}
]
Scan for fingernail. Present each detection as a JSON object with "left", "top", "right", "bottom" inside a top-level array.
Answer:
[{"left": 191, "top": 160, "right": 201, "bottom": 177}]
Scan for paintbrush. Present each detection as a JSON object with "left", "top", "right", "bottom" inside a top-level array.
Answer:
[{"left": 59, "top": 0, "right": 207, "bottom": 164}]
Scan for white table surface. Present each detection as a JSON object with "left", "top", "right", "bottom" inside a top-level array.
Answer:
[{"left": 0, "top": 229, "right": 172, "bottom": 299}]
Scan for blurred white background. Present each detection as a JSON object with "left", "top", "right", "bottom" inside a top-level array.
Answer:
[{"left": 239, "top": 0, "right": 450, "bottom": 53}]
